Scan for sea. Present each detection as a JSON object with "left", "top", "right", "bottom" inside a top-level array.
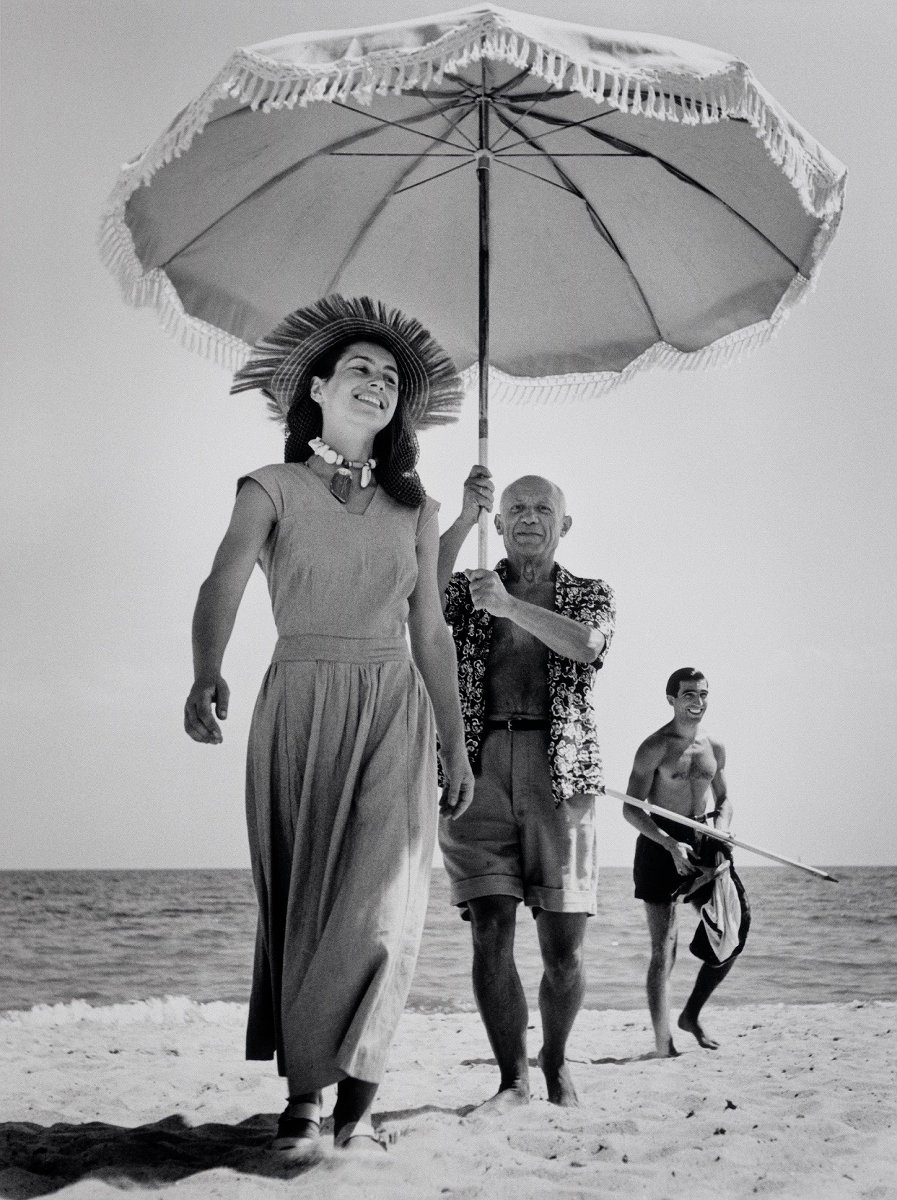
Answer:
[{"left": 1, "top": 867, "right": 894, "bottom": 1016}]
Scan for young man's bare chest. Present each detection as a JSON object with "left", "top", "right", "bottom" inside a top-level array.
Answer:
[{"left": 652, "top": 737, "right": 719, "bottom": 811}]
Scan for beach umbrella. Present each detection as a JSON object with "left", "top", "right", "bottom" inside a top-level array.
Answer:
[{"left": 100, "top": 4, "right": 846, "bottom": 563}]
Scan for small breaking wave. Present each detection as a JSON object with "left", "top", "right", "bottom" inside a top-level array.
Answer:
[{"left": 0, "top": 995, "right": 247, "bottom": 1029}]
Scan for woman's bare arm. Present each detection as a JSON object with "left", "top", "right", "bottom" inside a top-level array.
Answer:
[
  {"left": 184, "top": 480, "right": 276, "bottom": 744},
  {"left": 408, "top": 515, "right": 474, "bottom": 818}
]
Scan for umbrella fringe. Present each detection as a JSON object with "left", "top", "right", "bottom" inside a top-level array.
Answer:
[
  {"left": 98, "top": 201, "right": 839, "bottom": 407},
  {"left": 98, "top": 10, "right": 847, "bottom": 381},
  {"left": 473, "top": 208, "right": 841, "bottom": 407},
  {"left": 100, "top": 12, "right": 845, "bottom": 224},
  {"left": 98, "top": 205, "right": 252, "bottom": 370}
]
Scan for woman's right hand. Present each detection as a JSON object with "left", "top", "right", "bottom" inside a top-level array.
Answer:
[
  {"left": 184, "top": 676, "right": 230, "bottom": 744},
  {"left": 438, "top": 741, "right": 475, "bottom": 820}
]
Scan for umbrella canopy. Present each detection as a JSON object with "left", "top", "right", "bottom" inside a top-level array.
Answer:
[{"left": 100, "top": 3, "right": 846, "bottom": 408}]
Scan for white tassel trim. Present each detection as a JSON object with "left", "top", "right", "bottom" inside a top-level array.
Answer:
[
  {"left": 99, "top": 202, "right": 252, "bottom": 371},
  {"left": 468, "top": 209, "right": 842, "bottom": 408},
  {"left": 98, "top": 9, "right": 846, "bottom": 379},
  {"left": 102, "top": 12, "right": 845, "bottom": 220}
]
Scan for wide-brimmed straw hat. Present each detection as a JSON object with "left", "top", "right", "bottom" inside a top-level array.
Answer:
[{"left": 231, "top": 294, "right": 464, "bottom": 429}]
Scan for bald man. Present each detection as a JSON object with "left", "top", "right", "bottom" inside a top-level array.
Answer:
[{"left": 437, "top": 467, "right": 615, "bottom": 1110}]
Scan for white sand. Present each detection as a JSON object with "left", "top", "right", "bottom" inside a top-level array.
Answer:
[{"left": 1, "top": 998, "right": 894, "bottom": 1199}]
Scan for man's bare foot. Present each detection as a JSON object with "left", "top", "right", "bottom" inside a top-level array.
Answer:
[
  {"left": 678, "top": 1011, "right": 719, "bottom": 1049},
  {"left": 536, "top": 1049, "right": 579, "bottom": 1107},
  {"left": 645, "top": 1036, "right": 680, "bottom": 1059},
  {"left": 472, "top": 1083, "right": 530, "bottom": 1114}
]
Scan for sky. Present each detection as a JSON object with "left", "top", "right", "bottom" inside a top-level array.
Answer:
[{"left": 1, "top": 0, "right": 895, "bottom": 871}]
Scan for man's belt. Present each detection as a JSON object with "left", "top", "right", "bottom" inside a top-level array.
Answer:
[{"left": 485, "top": 718, "right": 550, "bottom": 732}]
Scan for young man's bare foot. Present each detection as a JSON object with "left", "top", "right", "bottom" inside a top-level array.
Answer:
[
  {"left": 472, "top": 1082, "right": 530, "bottom": 1114},
  {"left": 678, "top": 1010, "right": 719, "bottom": 1049},
  {"left": 536, "top": 1049, "right": 579, "bottom": 1107}
]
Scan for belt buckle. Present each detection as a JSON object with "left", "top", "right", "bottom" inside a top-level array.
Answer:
[{"left": 506, "top": 718, "right": 515, "bottom": 732}]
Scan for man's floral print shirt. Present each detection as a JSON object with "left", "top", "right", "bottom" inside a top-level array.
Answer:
[{"left": 443, "top": 560, "right": 616, "bottom": 805}]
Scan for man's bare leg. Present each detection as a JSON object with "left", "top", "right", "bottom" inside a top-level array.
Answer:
[
  {"left": 535, "top": 911, "right": 588, "bottom": 1106},
  {"left": 644, "top": 902, "right": 680, "bottom": 1057},
  {"left": 467, "top": 895, "right": 530, "bottom": 1109},
  {"left": 678, "top": 958, "right": 736, "bottom": 1049}
]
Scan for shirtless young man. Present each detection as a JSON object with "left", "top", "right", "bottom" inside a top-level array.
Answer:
[
  {"left": 624, "top": 668, "right": 741, "bottom": 1057},
  {"left": 438, "top": 467, "right": 616, "bottom": 1108}
]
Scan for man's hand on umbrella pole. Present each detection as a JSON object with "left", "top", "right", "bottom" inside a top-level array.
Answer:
[
  {"left": 464, "top": 567, "right": 513, "bottom": 618},
  {"left": 460, "top": 464, "right": 494, "bottom": 528}
]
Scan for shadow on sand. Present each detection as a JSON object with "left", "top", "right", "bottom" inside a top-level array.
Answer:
[
  {"left": 0, "top": 1103, "right": 474, "bottom": 1197},
  {"left": 0, "top": 1113, "right": 310, "bottom": 1197}
]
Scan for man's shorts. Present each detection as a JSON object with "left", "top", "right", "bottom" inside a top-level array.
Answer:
[{"left": 438, "top": 726, "right": 598, "bottom": 916}]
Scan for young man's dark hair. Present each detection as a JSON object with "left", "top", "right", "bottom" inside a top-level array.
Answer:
[{"left": 665, "top": 667, "right": 706, "bottom": 699}]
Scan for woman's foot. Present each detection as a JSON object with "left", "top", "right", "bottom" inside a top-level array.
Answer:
[
  {"left": 333, "top": 1119, "right": 394, "bottom": 1154},
  {"left": 272, "top": 1100, "right": 322, "bottom": 1160}
]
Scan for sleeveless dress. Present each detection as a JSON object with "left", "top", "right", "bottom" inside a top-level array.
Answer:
[{"left": 240, "top": 463, "right": 439, "bottom": 1092}]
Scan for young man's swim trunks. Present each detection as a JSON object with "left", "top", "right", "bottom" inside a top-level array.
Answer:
[
  {"left": 632, "top": 816, "right": 750, "bottom": 964},
  {"left": 632, "top": 815, "right": 699, "bottom": 903}
]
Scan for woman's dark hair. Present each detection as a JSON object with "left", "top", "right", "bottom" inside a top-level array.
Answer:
[{"left": 283, "top": 336, "right": 425, "bottom": 507}]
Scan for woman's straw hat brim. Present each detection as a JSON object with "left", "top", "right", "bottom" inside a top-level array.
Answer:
[{"left": 231, "top": 295, "right": 464, "bottom": 430}]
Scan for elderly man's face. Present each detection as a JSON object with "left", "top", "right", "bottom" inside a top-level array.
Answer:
[{"left": 496, "top": 476, "right": 571, "bottom": 559}]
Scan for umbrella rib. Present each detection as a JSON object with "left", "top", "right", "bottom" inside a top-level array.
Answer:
[
  {"left": 490, "top": 81, "right": 572, "bottom": 152},
  {"left": 321, "top": 106, "right": 476, "bottom": 294},
  {"left": 495, "top": 158, "right": 583, "bottom": 195},
  {"left": 496, "top": 89, "right": 577, "bottom": 101},
  {"left": 405, "top": 88, "right": 480, "bottom": 149},
  {"left": 491, "top": 107, "right": 665, "bottom": 339},
  {"left": 499, "top": 151, "right": 630, "bottom": 157},
  {"left": 437, "top": 67, "right": 538, "bottom": 103},
  {"left": 490, "top": 108, "right": 624, "bottom": 258},
  {"left": 156, "top": 104, "right": 475, "bottom": 270},
  {"left": 486, "top": 67, "right": 536, "bottom": 99},
  {"left": 492, "top": 105, "right": 625, "bottom": 154},
  {"left": 331, "top": 98, "right": 476, "bottom": 151},
  {"left": 330, "top": 152, "right": 469, "bottom": 157},
  {"left": 392, "top": 159, "right": 473, "bottom": 195},
  {"left": 504, "top": 102, "right": 801, "bottom": 271}
]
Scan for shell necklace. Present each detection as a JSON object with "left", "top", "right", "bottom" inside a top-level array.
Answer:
[{"left": 308, "top": 437, "right": 377, "bottom": 504}]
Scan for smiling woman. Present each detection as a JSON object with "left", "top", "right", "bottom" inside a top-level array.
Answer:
[
  {"left": 182, "top": 294, "right": 473, "bottom": 1155},
  {"left": 306, "top": 341, "right": 400, "bottom": 506}
]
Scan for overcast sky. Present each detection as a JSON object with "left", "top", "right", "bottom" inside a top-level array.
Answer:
[{"left": 2, "top": 0, "right": 895, "bottom": 871}]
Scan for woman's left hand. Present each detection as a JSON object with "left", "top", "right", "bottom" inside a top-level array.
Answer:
[{"left": 439, "top": 742, "right": 475, "bottom": 820}]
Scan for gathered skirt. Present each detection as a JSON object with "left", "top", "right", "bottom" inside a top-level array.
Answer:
[{"left": 244, "top": 635, "right": 437, "bottom": 1091}]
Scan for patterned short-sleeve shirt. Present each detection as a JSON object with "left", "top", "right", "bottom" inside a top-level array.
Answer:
[{"left": 444, "top": 560, "right": 616, "bottom": 805}]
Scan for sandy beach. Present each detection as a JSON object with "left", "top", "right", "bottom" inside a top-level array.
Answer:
[{"left": 1, "top": 997, "right": 894, "bottom": 1199}]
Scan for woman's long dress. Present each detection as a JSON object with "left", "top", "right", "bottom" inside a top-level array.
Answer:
[{"left": 240, "top": 463, "right": 439, "bottom": 1092}]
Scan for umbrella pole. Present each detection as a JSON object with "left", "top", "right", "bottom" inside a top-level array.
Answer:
[
  {"left": 476, "top": 61, "right": 491, "bottom": 569},
  {"left": 604, "top": 788, "right": 839, "bottom": 882}
]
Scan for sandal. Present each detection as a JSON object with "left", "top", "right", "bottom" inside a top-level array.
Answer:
[
  {"left": 272, "top": 1100, "right": 322, "bottom": 1157},
  {"left": 333, "top": 1119, "right": 395, "bottom": 1153}
]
